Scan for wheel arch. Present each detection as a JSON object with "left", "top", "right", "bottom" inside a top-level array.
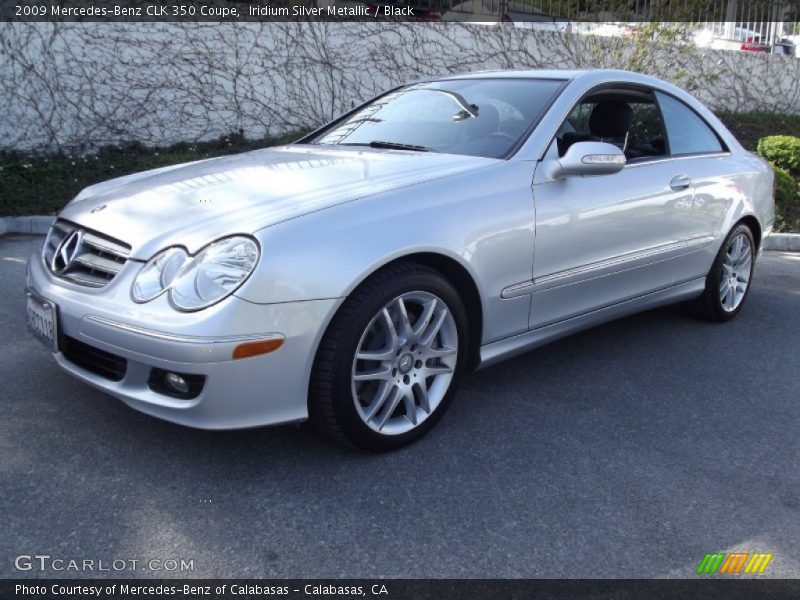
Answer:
[
  {"left": 334, "top": 251, "right": 484, "bottom": 372},
  {"left": 397, "top": 252, "right": 483, "bottom": 371},
  {"left": 736, "top": 214, "right": 762, "bottom": 252}
]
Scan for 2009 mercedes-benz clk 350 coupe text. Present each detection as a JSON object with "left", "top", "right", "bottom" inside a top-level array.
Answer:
[{"left": 26, "top": 70, "right": 775, "bottom": 450}]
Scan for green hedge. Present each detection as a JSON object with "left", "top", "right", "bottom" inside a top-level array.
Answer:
[
  {"left": 768, "top": 163, "right": 800, "bottom": 233},
  {"left": 717, "top": 113, "right": 800, "bottom": 152},
  {"left": 757, "top": 136, "right": 800, "bottom": 173},
  {"left": 755, "top": 134, "right": 800, "bottom": 233}
]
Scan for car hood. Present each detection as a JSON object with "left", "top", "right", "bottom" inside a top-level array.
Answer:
[{"left": 60, "top": 145, "right": 498, "bottom": 260}]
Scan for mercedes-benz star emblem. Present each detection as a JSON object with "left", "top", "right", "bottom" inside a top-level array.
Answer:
[
  {"left": 51, "top": 230, "right": 84, "bottom": 274},
  {"left": 398, "top": 354, "right": 414, "bottom": 374}
]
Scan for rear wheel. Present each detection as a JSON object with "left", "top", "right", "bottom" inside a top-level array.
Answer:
[
  {"left": 309, "top": 263, "right": 468, "bottom": 451},
  {"left": 690, "top": 224, "right": 755, "bottom": 322}
]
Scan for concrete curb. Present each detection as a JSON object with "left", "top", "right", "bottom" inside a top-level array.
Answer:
[
  {"left": 0, "top": 216, "right": 54, "bottom": 235},
  {"left": 2, "top": 215, "right": 800, "bottom": 251},
  {"left": 763, "top": 233, "right": 800, "bottom": 252}
]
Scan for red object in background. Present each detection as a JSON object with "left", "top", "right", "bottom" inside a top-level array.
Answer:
[{"left": 741, "top": 37, "right": 768, "bottom": 52}]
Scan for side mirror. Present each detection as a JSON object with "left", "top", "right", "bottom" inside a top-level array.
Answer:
[{"left": 546, "top": 141, "right": 626, "bottom": 180}]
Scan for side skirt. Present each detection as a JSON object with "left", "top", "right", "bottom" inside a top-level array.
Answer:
[{"left": 477, "top": 278, "right": 706, "bottom": 370}]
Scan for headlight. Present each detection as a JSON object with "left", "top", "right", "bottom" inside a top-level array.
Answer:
[
  {"left": 169, "top": 236, "right": 259, "bottom": 311},
  {"left": 131, "top": 236, "right": 259, "bottom": 311},
  {"left": 131, "top": 247, "right": 188, "bottom": 303}
]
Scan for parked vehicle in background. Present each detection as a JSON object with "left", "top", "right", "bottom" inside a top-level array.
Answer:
[
  {"left": 772, "top": 39, "right": 796, "bottom": 55},
  {"left": 694, "top": 24, "right": 797, "bottom": 55},
  {"left": 26, "top": 70, "right": 775, "bottom": 451},
  {"left": 740, "top": 35, "right": 769, "bottom": 52},
  {"left": 740, "top": 36, "right": 796, "bottom": 55}
]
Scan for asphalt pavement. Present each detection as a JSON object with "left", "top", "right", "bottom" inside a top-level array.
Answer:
[{"left": 1, "top": 234, "right": 799, "bottom": 579}]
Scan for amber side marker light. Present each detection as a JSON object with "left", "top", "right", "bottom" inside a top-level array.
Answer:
[{"left": 232, "top": 338, "right": 285, "bottom": 360}]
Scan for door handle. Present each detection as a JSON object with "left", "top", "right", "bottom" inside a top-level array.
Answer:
[{"left": 670, "top": 174, "right": 692, "bottom": 191}]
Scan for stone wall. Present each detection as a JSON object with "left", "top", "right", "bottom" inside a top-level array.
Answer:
[{"left": 1, "top": 22, "right": 798, "bottom": 153}]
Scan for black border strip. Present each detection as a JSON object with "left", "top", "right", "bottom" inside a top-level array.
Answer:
[
  {"left": 3, "top": 579, "right": 800, "bottom": 600},
  {"left": 2, "top": 0, "right": 799, "bottom": 23}
]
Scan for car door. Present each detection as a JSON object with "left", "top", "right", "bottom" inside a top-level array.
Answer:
[
  {"left": 528, "top": 90, "right": 698, "bottom": 330},
  {"left": 652, "top": 91, "right": 738, "bottom": 283}
]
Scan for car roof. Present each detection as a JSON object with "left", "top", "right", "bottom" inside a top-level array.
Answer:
[
  {"left": 437, "top": 69, "right": 586, "bottom": 80},
  {"left": 428, "top": 69, "right": 691, "bottom": 101},
  {"left": 435, "top": 68, "right": 669, "bottom": 85}
]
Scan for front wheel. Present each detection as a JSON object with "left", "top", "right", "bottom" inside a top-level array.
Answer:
[
  {"left": 309, "top": 263, "right": 468, "bottom": 451},
  {"left": 690, "top": 224, "right": 756, "bottom": 322}
]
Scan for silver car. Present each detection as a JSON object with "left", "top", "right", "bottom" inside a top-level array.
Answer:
[{"left": 26, "top": 69, "right": 775, "bottom": 451}]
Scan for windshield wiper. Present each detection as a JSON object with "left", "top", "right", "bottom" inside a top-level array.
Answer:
[{"left": 340, "top": 140, "right": 431, "bottom": 152}]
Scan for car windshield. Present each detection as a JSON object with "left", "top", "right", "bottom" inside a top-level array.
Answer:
[{"left": 309, "top": 78, "right": 565, "bottom": 159}]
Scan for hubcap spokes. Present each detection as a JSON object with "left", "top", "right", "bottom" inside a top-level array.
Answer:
[
  {"left": 719, "top": 233, "right": 752, "bottom": 312},
  {"left": 352, "top": 291, "right": 458, "bottom": 435}
]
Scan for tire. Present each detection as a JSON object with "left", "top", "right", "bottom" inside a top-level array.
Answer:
[
  {"left": 690, "top": 223, "right": 756, "bottom": 322},
  {"left": 309, "top": 262, "right": 469, "bottom": 452}
]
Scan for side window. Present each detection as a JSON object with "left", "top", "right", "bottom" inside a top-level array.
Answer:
[
  {"left": 656, "top": 92, "right": 725, "bottom": 155},
  {"left": 561, "top": 102, "right": 594, "bottom": 136},
  {"left": 554, "top": 93, "right": 667, "bottom": 162},
  {"left": 626, "top": 102, "right": 667, "bottom": 160}
]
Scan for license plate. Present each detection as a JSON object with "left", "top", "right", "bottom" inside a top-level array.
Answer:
[{"left": 26, "top": 291, "right": 58, "bottom": 353}]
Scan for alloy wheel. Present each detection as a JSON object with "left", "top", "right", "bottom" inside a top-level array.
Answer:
[
  {"left": 351, "top": 291, "right": 458, "bottom": 435},
  {"left": 719, "top": 232, "right": 753, "bottom": 312}
]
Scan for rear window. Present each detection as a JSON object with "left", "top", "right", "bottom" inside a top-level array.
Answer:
[{"left": 656, "top": 92, "right": 725, "bottom": 156}]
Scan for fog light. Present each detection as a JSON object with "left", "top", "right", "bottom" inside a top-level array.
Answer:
[
  {"left": 148, "top": 368, "right": 205, "bottom": 399},
  {"left": 165, "top": 372, "right": 190, "bottom": 394}
]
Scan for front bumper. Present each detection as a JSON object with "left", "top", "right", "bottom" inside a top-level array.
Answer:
[{"left": 27, "top": 251, "right": 342, "bottom": 429}]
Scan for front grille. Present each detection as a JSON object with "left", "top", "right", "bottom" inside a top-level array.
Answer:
[
  {"left": 61, "top": 335, "right": 127, "bottom": 381},
  {"left": 43, "top": 220, "right": 131, "bottom": 288}
]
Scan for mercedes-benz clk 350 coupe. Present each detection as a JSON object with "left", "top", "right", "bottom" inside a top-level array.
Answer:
[{"left": 26, "top": 70, "right": 775, "bottom": 451}]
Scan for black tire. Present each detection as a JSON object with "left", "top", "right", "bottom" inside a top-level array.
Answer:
[
  {"left": 309, "top": 262, "right": 469, "bottom": 452},
  {"left": 689, "top": 223, "right": 756, "bottom": 322}
]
